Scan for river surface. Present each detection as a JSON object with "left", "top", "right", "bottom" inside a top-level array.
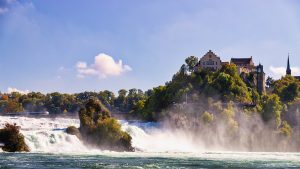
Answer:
[{"left": 0, "top": 116, "right": 300, "bottom": 169}]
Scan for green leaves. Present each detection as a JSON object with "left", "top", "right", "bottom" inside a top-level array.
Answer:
[
  {"left": 273, "top": 76, "right": 300, "bottom": 103},
  {"left": 261, "top": 94, "right": 283, "bottom": 128},
  {"left": 78, "top": 98, "right": 133, "bottom": 152}
]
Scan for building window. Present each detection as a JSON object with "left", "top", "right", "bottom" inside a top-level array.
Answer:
[{"left": 206, "top": 59, "right": 214, "bottom": 65}]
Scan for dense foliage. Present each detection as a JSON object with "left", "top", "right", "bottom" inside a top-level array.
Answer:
[
  {"left": 138, "top": 63, "right": 253, "bottom": 121},
  {"left": 77, "top": 99, "right": 133, "bottom": 152},
  {"left": 0, "top": 123, "right": 29, "bottom": 152},
  {"left": 0, "top": 90, "right": 148, "bottom": 117}
]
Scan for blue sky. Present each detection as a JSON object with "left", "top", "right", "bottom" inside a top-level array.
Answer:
[{"left": 0, "top": 0, "right": 300, "bottom": 94}]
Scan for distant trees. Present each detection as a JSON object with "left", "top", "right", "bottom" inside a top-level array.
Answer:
[{"left": 0, "top": 89, "right": 148, "bottom": 117}]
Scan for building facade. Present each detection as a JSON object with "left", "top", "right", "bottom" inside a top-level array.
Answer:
[
  {"left": 197, "top": 50, "right": 222, "bottom": 71},
  {"left": 230, "top": 57, "right": 255, "bottom": 74},
  {"left": 195, "top": 50, "right": 266, "bottom": 94}
]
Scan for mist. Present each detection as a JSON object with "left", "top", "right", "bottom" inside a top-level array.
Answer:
[{"left": 148, "top": 98, "right": 300, "bottom": 152}]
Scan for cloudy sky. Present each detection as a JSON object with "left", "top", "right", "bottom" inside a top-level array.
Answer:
[{"left": 0, "top": 0, "right": 300, "bottom": 94}]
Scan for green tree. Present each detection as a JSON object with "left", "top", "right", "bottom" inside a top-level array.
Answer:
[
  {"left": 273, "top": 76, "right": 300, "bottom": 103},
  {"left": 280, "top": 82, "right": 299, "bottom": 102},
  {"left": 185, "top": 56, "right": 199, "bottom": 72},
  {"left": 266, "top": 76, "right": 275, "bottom": 89},
  {"left": 261, "top": 94, "right": 283, "bottom": 128}
]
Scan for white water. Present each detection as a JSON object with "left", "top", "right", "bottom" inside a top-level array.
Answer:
[
  {"left": 0, "top": 116, "right": 203, "bottom": 154},
  {"left": 1, "top": 115, "right": 300, "bottom": 166},
  {"left": 0, "top": 116, "right": 91, "bottom": 153}
]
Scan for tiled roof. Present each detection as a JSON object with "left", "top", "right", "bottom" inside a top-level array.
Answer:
[{"left": 231, "top": 58, "right": 252, "bottom": 64}]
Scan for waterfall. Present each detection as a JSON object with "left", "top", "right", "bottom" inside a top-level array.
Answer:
[{"left": 0, "top": 116, "right": 201, "bottom": 153}]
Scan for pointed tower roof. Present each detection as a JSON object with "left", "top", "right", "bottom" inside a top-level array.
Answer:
[{"left": 286, "top": 54, "right": 291, "bottom": 75}]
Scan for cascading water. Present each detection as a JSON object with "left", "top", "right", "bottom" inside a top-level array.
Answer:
[
  {"left": 0, "top": 116, "right": 92, "bottom": 153},
  {"left": 1, "top": 116, "right": 300, "bottom": 169},
  {"left": 0, "top": 116, "right": 201, "bottom": 153}
]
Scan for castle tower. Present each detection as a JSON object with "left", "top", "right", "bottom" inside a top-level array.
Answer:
[
  {"left": 286, "top": 54, "right": 291, "bottom": 75},
  {"left": 256, "top": 63, "right": 266, "bottom": 94}
]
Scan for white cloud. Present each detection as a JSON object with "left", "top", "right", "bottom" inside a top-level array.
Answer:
[
  {"left": 7, "top": 87, "right": 30, "bottom": 95},
  {"left": 269, "top": 66, "right": 300, "bottom": 79},
  {"left": 76, "top": 53, "right": 132, "bottom": 79}
]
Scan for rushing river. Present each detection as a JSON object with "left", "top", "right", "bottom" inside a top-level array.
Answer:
[{"left": 1, "top": 116, "right": 300, "bottom": 169}]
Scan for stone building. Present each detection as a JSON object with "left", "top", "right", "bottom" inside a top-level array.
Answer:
[
  {"left": 230, "top": 57, "right": 265, "bottom": 94},
  {"left": 230, "top": 57, "right": 255, "bottom": 74},
  {"left": 196, "top": 50, "right": 222, "bottom": 71},
  {"left": 256, "top": 64, "right": 266, "bottom": 94},
  {"left": 195, "top": 51, "right": 266, "bottom": 94}
]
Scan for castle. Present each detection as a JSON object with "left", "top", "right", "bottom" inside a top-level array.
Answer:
[{"left": 195, "top": 50, "right": 266, "bottom": 94}]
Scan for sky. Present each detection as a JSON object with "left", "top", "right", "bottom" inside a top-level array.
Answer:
[{"left": 0, "top": 0, "right": 300, "bottom": 94}]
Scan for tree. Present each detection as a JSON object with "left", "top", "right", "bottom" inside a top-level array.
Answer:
[
  {"left": 266, "top": 76, "right": 274, "bottom": 89},
  {"left": 261, "top": 94, "right": 283, "bottom": 128},
  {"left": 115, "top": 89, "right": 128, "bottom": 112},
  {"left": 185, "top": 56, "right": 199, "bottom": 72},
  {"left": 273, "top": 76, "right": 300, "bottom": 103},
  {"left": 280, "top": 82, "right": 299, "bottom": 102}
]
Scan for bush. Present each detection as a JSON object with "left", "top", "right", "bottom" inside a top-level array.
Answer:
[
  {"left": 279, "top": 121, "right": 293, "bottom": 138},
  {"left": 201, "top": 111, "right": 214, "bottom": 125},
  {"left": 0, "top": 123, "right": 29, "bottom": 152}
]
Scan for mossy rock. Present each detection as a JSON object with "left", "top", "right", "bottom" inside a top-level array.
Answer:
[
  {"left": 66, "top": 126, "right": 82, "bottom": 139},
  {"left": 79, "top": 98, "right": 134, "bottom": 152},
  {"left": 0, "top": 123, "right": 29, "bottom": 152}
]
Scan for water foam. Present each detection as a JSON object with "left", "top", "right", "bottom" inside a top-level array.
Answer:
[
  {"left": 1, "top": 116, "right": 300, "bottom": 163},
  {"left": 0, "top": 116, "right": 203, "bottom": 154},
  {"left": 0, "top": 116, "right": 95, "bottom": 153}
]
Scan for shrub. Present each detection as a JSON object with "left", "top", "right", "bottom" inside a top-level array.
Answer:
[
  {"left": 279, "top": 121, "right": 293, "bottom": 138},
  {"left": 201, "top": 111, "right": 214, "bottom": 125}
]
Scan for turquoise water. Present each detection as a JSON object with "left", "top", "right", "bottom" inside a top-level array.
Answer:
[{"left": 1, "top": 152, "right": 300, "bottom": 169}]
